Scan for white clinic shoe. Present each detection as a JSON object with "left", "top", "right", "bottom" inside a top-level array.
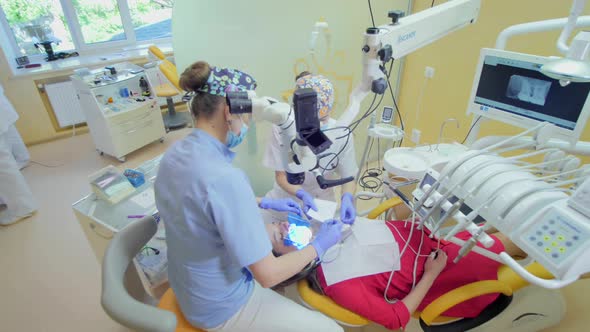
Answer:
[{"left": 0, "top": 210, "right": 35, "bottom": 226}]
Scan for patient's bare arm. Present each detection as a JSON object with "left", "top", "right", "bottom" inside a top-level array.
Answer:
[{"left": 401, "top": 250, "right": 448, "bottom": 313}]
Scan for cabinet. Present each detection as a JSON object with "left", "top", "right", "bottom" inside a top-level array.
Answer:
[
  {"left": 73, "top": 156, "right": 168, "bottom": 299},
  {"left": 71, "top": 62, "right": 166, "bottom": 162}
]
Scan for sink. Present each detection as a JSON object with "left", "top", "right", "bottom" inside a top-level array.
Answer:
[
  {"left": 384, "top": 148, "right": 431, "bottom": 180},
  {"left": 435, "top": 143, "right": 469, "bottom": 158},
  {"left": 384, "top": 143, "right": 469, "bottom": 179}
]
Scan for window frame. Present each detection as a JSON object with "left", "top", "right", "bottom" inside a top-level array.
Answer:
[{"left": 0, "top": 0, "right": 172, "bottom": 62}]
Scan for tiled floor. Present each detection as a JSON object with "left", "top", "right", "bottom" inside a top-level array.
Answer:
[{"left": 1, "top": 129, "right": 589, "bottom": 331}]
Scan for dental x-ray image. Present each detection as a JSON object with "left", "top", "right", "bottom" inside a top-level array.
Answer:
[{"left": 506, "top": 75, "right": 552, "bottom": 106}]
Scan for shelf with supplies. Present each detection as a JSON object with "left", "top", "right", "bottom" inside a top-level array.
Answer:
[
  {"left": 72, "top": 155, "right": 169, "bottom": 298},
  {"left": 71, "top": 62, "right": 166, "bottom": 162}
]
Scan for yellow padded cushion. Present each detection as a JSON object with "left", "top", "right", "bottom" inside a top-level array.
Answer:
[
  {"left": 420, "top": 280, "right": 513, "bottom": 326},
  {"left": 367, "top": 196, "right": 404, "bottom": 220},
  {"left": 160, "top": 59, "right": 182, "bottom": 91},
  {"left": 155, "top": 83, "right": 179, "bottom": 97},
  {"left": 158, "top": 288, "right": 205, "bottom": 332},
  {"left": 149, "top": 45, "right": 166, "bottom": 60},
  {"left": 296, "top": 279, "right": 369, "bottom": 326},
  {"left": 497, "top": 262, "right": 554, "bottom": 292}
]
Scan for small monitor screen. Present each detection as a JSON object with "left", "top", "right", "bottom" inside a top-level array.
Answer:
[{"left": 474, "top": 54, "right": 590, "bottom": 130}]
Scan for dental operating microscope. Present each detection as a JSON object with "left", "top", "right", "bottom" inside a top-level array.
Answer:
[{"left": 225, "top": 89, "right": 354, "bottom": 189}]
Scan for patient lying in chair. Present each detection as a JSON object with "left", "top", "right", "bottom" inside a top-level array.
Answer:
[{"left": 265, "top": 214, "right": 526, "bottom": 330}]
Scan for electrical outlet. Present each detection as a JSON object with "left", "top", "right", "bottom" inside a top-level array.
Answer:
[
  {"left": 424, "top": 66, "right": 435, "bottom": 78},
  {"left": 412, "top": 129, "right": 421, "bottom": 144}
]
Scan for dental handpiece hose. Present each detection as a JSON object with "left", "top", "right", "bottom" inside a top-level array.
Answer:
[{"left": 454, "top": 227, "right": 484, "bottom": 264}]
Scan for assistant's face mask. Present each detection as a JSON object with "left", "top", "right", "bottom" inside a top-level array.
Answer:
[{"left": 226, "top": 122, "right": 248, "bottom": 149}]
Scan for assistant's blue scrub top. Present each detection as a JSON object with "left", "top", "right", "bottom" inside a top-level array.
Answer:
[{"left": 155, "top": 129, "right": 271, "bottom": 329}]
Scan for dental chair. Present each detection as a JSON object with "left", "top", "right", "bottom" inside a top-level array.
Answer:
[
  {"left": 297, "top": 198, "right": 566, "bottom": 331},
  {"left": 101, "top": 216, "right": 204, "bottom": 332},
  {"left": 147, "top": 45, "right": 191, "bottom": 131},
  {"left": 148, "top": 45, "right": 167, "bottom": 61},
  {"left": 155, "top": 59, "right": 192, "bottom": 131}
]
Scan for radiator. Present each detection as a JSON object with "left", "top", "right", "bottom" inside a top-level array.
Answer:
[{"left": 45, "top": 81, "right": 86, "bottom": 128}]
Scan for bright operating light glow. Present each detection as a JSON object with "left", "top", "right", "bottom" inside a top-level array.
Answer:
[{"left": 284, "top": 224, "right": 313, "bottom": 249}]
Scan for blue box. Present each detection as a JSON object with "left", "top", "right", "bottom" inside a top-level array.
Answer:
[{"left": 124, "top": 169, "right": 145, "bottom": 188}]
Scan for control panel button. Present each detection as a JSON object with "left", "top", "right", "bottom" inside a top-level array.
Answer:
[
  {"left": 559, "top": 247, "right": 566, "bottom": 253},
  {"left": 552, "top": 253, "right": 559, "bottom": 258},
  {"left": 545, "top": 247, "right": 552, "bottom": 253},
  {"left": 557, "top": 235, "right": 565, "bottom": 241},
  {"left": 566, "top": 241, "right": 573, "bottom": 247}
]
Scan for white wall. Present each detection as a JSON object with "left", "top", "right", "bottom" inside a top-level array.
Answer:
[{"left": 172, "top": 0, "right": 411, "bottom": 195}]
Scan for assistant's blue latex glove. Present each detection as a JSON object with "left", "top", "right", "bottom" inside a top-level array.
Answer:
[
  {"left": 296, "top": 189, "right": 318, "bottom": 214},
  {"left": 311, "top": 219, "right": 343, "bottom": 258},
  {"left": 259, "top": 197, "right": 303, "bottom": 216},
  {"left": 340, "top": 192, "right": 356, "bottom": 225}
]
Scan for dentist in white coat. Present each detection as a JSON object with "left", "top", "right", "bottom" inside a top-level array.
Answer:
[{"left": 0, "top": 84, "right": 37, "bottom": 225}]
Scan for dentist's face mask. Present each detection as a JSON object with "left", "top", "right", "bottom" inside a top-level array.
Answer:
[
  {"left": 226, "top": 114, "right": 249, "bottom": 149},
  {"left": 226, "top": 122, "right": 248, "bottom": 148}
]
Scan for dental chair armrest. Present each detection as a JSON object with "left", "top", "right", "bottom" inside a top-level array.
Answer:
[
  {"left": 420, "top": 280, "right": 513, "bottom": 326},
  {"left": 367, "top": 196, "right": 404, "bottom": 220}
]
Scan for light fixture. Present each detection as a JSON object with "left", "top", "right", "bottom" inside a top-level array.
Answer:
[{"left": 540, "top": 0, "right": 590, "bottom": 85}]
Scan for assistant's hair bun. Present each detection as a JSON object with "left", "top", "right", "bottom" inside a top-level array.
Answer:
[{"left": 179, "top": 61, "right": 211, "bottom": 92}]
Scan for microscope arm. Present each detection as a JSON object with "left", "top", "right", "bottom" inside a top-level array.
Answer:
[{"left": 338, "top": 0, "right": 481, "bottom": 125}]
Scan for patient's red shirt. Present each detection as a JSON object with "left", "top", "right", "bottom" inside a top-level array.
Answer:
[{"left": 317, "top": 222, "right": 505, "bottom": 330}]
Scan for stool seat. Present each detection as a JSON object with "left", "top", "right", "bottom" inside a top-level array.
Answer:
[
  {"left": 155, "top": 83, "right": 180, "bottom": 98},
  {"left": 158, "top": 288, "right": 205, "bottom": 332}
]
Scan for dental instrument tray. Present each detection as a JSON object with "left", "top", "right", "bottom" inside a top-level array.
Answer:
[{"left": 89, "top": 165, "right": 136, "bottom": 204}]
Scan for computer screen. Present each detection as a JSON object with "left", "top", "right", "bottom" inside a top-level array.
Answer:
[{"left": 467, "top": 48, "right": 590, "bottom": 142}]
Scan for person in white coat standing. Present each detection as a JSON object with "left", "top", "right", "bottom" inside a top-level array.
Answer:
[
  {"left": 260, "top": 73, "right": 359, "bottom": 225},
  {"left": 0, "top": 83, "right": 37, "bottom": 225}
]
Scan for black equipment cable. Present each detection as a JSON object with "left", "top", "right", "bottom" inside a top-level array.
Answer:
[
  {"left": 461, "top": 116, "right": 483, "bottom": 144},
  {"left": 368, "top": 0, "right": 376, "bottom": 27}
]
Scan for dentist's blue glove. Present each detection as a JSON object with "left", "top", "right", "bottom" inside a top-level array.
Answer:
[
  {"left": 340, "top": 192, "right": 356, "bottom": 225},
  {"left": 259, "top": 197, "right": 303, "bottom": 216},
  {"left": 296, "top": 189, "right": 318, "bottom": 214},
  {"left": 311, "top": 219, "right": 343, "bottom": 258}
]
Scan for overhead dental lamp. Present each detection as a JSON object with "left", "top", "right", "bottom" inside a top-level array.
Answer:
[{"left": 540, "top": 0, "right": 590, "bottom": 85}]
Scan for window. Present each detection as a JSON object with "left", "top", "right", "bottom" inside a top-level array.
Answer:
[
  {"left": 0, "top": 0, "right": 74, "bottom": 56},
  {"left": 0, "top": 0, "right": 173, "bottom": 62},
  {"left": 72, "top": 0, "right": 127, "bottom": 44},
  {"left": 128, "top": 0, "right": 172, "bottom": 41}
]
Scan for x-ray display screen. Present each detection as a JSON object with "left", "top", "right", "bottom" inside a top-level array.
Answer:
[{"left": 474, "top": 55, "right": 590, "bottom": 130}]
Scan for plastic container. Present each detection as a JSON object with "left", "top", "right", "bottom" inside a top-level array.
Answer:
[{"left": 124, "top": 169, "right": 145, "bottom": 188}]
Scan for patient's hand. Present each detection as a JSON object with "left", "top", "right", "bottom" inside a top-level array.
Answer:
[{"left": 424, "top": 250, "right": 447, "bottom": 278}]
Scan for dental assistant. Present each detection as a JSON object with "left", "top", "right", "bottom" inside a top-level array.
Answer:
[
  {"left": 261, "top": 74, "right": 358, "bottom": 225},
  {"left": 154, "top": 61, "right": 344, "bottom": 332},
  {"left": 0, "top": 83, "right": 37, "bottom": 226}
]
